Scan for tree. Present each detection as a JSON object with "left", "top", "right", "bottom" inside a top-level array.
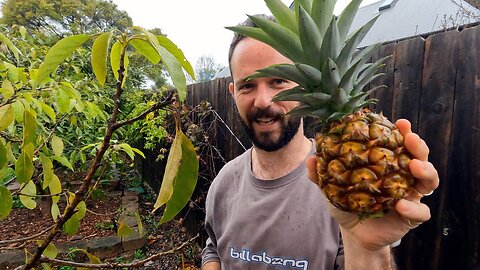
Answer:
[
  {"left": 0, "top": 25, "right": 199, "bottom": 269},
  {"left": 194, "top": 55, "right": 225, "bottom": 83},
  {"left": 0, "top": 0, "right": 133, "bottom": 37}
]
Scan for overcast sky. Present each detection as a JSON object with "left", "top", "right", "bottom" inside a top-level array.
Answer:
[{"left": 112, "top": 0, "right": 379, "bottom": 68}]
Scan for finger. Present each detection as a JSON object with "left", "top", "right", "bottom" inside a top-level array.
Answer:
[
  {"left": 306, "top": 156, "right": 318, "bottom": 184},
  {"left": 405, "top": 133, "right": 429, "bottom": 161},
  {"left": 395, "top": 119, "right": 412, "bottom": 135},
  {"left": 409, "top": 159, "right": 440, "bottom": 194},
  {"left": 396, "top": 199, "right": 431, "bottom": 224}
]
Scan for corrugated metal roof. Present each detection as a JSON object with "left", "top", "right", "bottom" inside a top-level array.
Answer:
[{"left": 351, "top": 0, "right": 480, "bottom": 47}]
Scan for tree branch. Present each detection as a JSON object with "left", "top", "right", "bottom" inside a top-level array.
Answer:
[
  {"left": 0, "top": 225, "right": 55, "bottom": 245},
  {"left": 112, "top": 90, "right": 174, "bottom": 131},
  {"left": 22, "top": 44, "right": 130, "bottom": 270}
]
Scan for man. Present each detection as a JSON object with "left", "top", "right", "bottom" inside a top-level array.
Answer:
[{"left": 201, "top": 17, "right": 439, "bottom": 270}]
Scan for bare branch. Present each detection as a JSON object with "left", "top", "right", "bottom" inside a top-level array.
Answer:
[
  {"left": 112, "top": 90, "right": 174, "bottom": 131},
  {"left": 0, "top": 225, "right": 55, "bottom": 245}
]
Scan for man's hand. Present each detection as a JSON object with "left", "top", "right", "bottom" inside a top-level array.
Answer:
[{"left": 306, "top": 118, "right": 440, "bottom": 251}]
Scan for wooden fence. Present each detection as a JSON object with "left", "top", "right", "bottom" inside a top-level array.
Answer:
[{"left": 143, "top": 23, "right": 480, "bottom": 269}]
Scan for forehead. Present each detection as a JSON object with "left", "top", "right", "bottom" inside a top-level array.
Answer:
[{"left": 230, "top": 38, "right": 292, "bottom": 82}]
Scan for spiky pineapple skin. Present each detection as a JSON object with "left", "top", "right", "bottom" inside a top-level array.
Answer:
[{"left": 315, "top": 109, "right": 415, "bottom": 217}]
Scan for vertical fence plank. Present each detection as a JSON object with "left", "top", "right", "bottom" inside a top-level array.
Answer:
[
  {"left": 415, "top": 29, "right": 459, "bottom": 270},
  {"left": 371, "top": 43, "right": 396, "bottom": 119},
  {"left": 391, "top": 37, "right": 424, "bottom": 131},
  {"left": 442, "top": 25, "right": 480, "bottom": 270}
]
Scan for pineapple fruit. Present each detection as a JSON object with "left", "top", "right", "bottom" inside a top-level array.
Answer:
[{"left": 227, "top": 0, "right": 415, "bottom": 218}]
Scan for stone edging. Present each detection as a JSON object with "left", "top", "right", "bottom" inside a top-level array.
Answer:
[{"left": 0, "top": 191, "right": 146, "bottom": 269}]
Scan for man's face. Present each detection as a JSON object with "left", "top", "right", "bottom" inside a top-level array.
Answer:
[{"left": 229, "top": 38, "right": 301, "bottom": 152}]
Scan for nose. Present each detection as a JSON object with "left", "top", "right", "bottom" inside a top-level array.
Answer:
[{"left": 253, "top": 84, "right": 273, "bottom": 109}]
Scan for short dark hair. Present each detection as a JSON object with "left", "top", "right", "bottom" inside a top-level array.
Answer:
[{"left": 228, "top": 14, "right": 275, "bottom": 78}]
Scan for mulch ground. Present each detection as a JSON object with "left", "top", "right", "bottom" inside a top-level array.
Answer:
[
  {"left": 0, "top": 194, "right": 121, "bottom": 250},
  {"left": 0, "top": 186, "right": 203, "bottom": 269}
]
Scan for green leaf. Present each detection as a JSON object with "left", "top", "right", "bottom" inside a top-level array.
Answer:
[
  {"left": 59, "top": 82, "right": 82, "bottom": 101},
  {"left": 266, "top": 0, "right": 298, "bottom": 33},
  {"left": 54, "top": 87, "right": 71, "bottom": 114},
  {"left": 1, "top": 80, "right": 15, "bottom": 99},
  {"left": 23, "top": 109, "right": 36, "bottom": 156},
  {"left": 36, "top": 241, "right": 58, "bottom": 259},
  {"left": 35, "top": 34, "right": 91, "bottom": 86},
  {"left": 248, "top": 15, "right": 304, "bottom": 62},
  {"left": 153, "top": 127, "right": 182, "bottom": 212},
  {"left": 19, "top": 26, "right": 27, "bottom": 39},
  {"left": 337, "top": 0, "right": 362, "bottom": 41},
  {"left": 51, "top": 201, "right": 60, "bottom": 222},
  {"left": 117, "top": 221, "right": 133, "bottom": 237},
  {"left": 298, "top": 5, "right": 322, "bottom": 68},
  {"left": 10, "top": 100, "right": 24, "bottom": 122},
  {"left": 0, "top": 186, "right": 13, "bottom": 220},
  {"left": 51, "top": 135, "right": 64, "bottom": 156},
  {"left": 129, "top": 38, "right": 161, "bottom": 64},
  {"left": 0, "top": 33, "right": 22, "bottom": 62},
  {"left": 0, "top": 105, "right": 15, "bottom": 131},
  {"left": 0, "top": 140, "right": 7, "bottom": 169},
  {"left": 110, "top": 40, "right": 121, "bottom": 81},
  {"left": 117, "top": 143, "right": 135, "bottom": 160},
  {"left": 157, "top": 36, "right": 195, "bottom": 79},
  {"left": 155, "top": 127, "right": 198, "bottom": 224},
  {"left": 40, "top": 102, "right": 56, "bottom": 121},
  {"left": 311, "top": 0, "right": 336, "bottom": 37},
  {"left": 224, "top": 26, "right": 281, "bottom": 55},
  {"left": 134, "top": 211, "right": 144, "bottom": 236},
  {"left": 131, "top": 147, "right": 145, "bottom": 159},
  {"left": 52, "top": 156, "right": 74, "bottom": 171},
  {"left": 62, "top": 216, "right": 80, "bottom": 235},
  {"left": 92, "top": 31, "right": 113, "bottom": 86},
  {"left": 49, "top": 174, "right": 61, "bottom": 204},
  {"left": 19, "top": 180, "right": 36, "bottom": 209},
  {"left": 63, "top": 201, "right": 86, "bottom": 235},
  {"left": 319, "top": 17, "right": 341, "bottom": 68},
  {"left": 159, "top": 46, "right": 187, "bottom": 101},
  {"left": 40, "top": 153, "right": 54, "bottom": 189},
  {"left": 68, "top": 249, "right": 101, "bottom": 267},
  {"left": 5, "top": 142, "right": 16, "bottom": 163},
  {"left": 15, "top": 151, "right": 34, "bottom": 184}
]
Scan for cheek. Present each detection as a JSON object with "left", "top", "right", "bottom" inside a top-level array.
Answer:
[
  {"left": 234, "top": 94, "right": 253, "bottom": 112},
  {"left": 283, "top": 101, "right": 300, "bottom": 111}
]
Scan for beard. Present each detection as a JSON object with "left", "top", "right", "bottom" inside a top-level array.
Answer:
[{"left": 240, "top": 107, "right": 301, "bottom": 152}]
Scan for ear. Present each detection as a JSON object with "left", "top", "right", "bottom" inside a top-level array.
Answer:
[{"left": 228, "top": 82, "right": 234, "bottom": 95}]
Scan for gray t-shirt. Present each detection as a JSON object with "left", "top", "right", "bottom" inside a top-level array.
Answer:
[{"left": 202, "top": 147, "right": 344, "bottom": 270}]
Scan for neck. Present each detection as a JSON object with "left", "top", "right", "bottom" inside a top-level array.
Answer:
[{"left": 251, "top": 127, "right": 312, "bottom": 180}]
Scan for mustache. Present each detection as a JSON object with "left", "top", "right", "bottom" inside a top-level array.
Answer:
[{"left": 246, "top": 107, "right": 285, "bottom": 122}]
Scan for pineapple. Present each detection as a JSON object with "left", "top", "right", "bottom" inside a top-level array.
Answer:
[{"left": 227, "top": 0, "right": 415, "bottom": 218}]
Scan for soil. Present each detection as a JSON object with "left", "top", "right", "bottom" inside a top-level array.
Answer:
[
  {"left": 0, "top": 193, "right": 122, "bottom": 250},
  {"left": 0, "top": 187, "right": 203, "bottom": 269}
]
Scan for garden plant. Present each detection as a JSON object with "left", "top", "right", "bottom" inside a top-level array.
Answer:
[{"left": 0, "top": 23, "right": 199, "bottom": 269}]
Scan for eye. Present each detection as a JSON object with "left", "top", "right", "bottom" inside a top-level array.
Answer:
[
  {"left": 271, "top": 78, "right": 290, "bottom": 88},
  {"left": 238, "top": 82, "right": 254, "bottom": 91}
]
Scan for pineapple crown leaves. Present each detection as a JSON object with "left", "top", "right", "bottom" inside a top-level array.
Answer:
[{"left": 227, "top": 0, "right": 388, "bottom": 125}]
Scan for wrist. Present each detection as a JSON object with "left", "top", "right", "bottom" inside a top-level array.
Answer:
[{"left": 341, "top": 229, "right": 395, "bottom": 270}]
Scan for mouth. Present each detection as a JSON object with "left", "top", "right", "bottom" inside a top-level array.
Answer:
[{"left": 255, "top": 118, "right": 277, "bottom": 125}]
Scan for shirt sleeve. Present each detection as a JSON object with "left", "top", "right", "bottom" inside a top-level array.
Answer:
[
  {"left": 201, "top": 233, "right": 220, "bottom": 266},
  {"left": 334, "top": 233, "right": 345, "bottom": 270},
  {"left": 201, "top": 183, "right": 221, "bottom": 266}
]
